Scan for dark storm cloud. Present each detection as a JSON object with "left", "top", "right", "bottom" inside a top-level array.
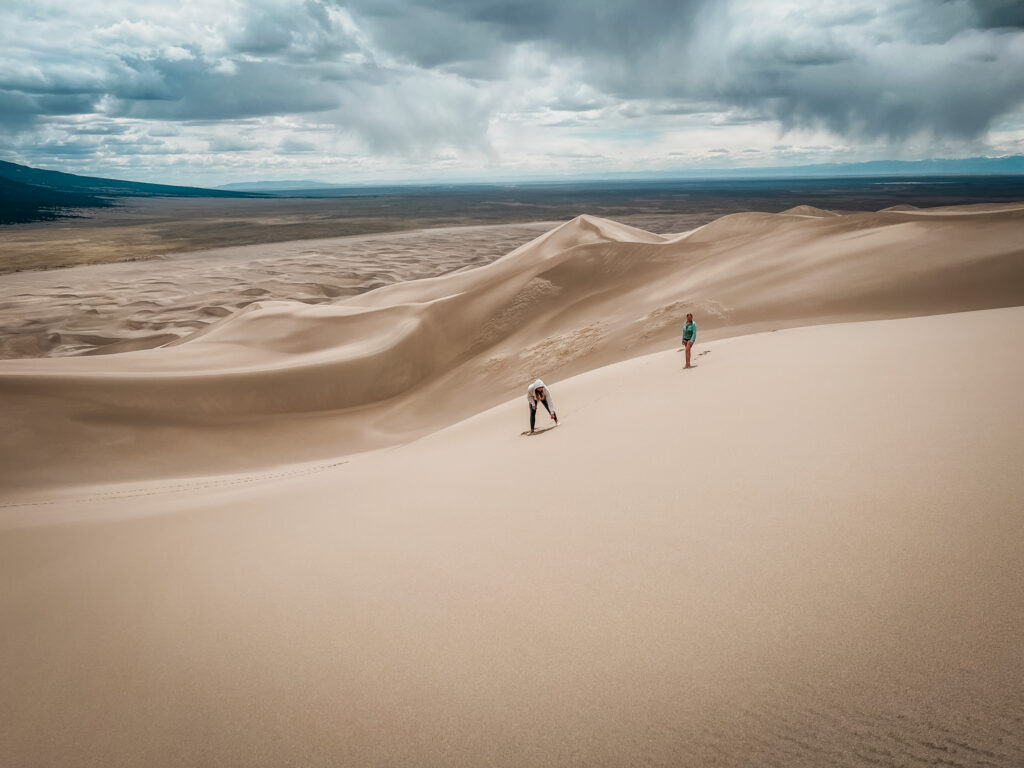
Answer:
[
  {"left": 339, "top": 1, "right": 502, "bottom": 71},
  {"left": 703, "top": 3, "right": 1024, "bottom": 140},
  {"left": 966, "top": 0, "right": 1024, "bottom": 28},
  {"left": 0, "top": 91, "right": 42, "bottom": 132},
  {"left": 2, "top": 0, "right": 1024, "bottom": 165},
  {"left": 343, "top": 0, "right": 1024, "bottom": 141},
  {"left": 343, "top": 0, "right": 708, "bottom": 76},
  {"left": 0, "top": 1, "right": 359, "bottom": 124},
  {"left": 229, "top": 0, "right": 359, "bottom": 61},
  {"left": 106, "top": 58, "right": 341, "bottom": 120},
  {"left": 0, "top": 89, "right": 99, "bottom": 133},
  {"left": 0, "top": 0, "right": 499, "bottom": 159}
]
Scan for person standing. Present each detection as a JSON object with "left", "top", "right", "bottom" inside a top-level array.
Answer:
[
  {"left": 682, "top": 313, "right": 697, "bottom": 368},
  {"left": 526, "top": 378, "right": 558, "bottom": 434}
]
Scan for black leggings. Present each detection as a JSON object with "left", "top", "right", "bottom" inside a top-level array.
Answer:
[{"left": 530, "top": 399, "right": 552, "bottom": 430}]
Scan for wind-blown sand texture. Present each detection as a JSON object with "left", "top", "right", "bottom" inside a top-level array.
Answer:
[
  {"left": 1, "top": 203, "right": 1023, "bottom": 767},
  {"left": 1, "top": 202, "right": 1022, "bottom": 493},
  {"left": 5, "top": 174, "right": 1024, "bottom": 272},
  {"left": 0, "top": 214, "right": 723, "bottom": 358},
  {"left": 0, "top": 222, "right": 556, "bottom": 358}
]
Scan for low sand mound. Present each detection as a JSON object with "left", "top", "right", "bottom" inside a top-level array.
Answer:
[
  {"left": 2, "top": 308, "right": 1022, "bottom": 766},
  {"left": 1, "top": 204, "right": 1023, "bottom": 492},
  {"left": 780, "top": 204, "right": 839, "bottom": 217}
]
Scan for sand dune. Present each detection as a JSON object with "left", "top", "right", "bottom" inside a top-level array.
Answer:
[
  {"left": 779, "top": 204, "right": 840, "bottom": 216},
  {"left": 1, "top": 202, "right": 1023, "bottom": 767},
  {"left": 0, "top": 221, "right": 558, "bottom": 358},
  {"left": 1, "top": 306, "right": 1022, "bottom": 767},
  {"left": 1, "top": 202, "right": 1022, "bottom": 494}
]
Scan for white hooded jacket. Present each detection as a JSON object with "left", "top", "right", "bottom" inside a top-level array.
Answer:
[{"left": 526, "top": 378, "right": 555, "bottom": 412}]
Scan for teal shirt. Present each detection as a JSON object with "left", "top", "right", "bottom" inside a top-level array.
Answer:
[{"left": 682, "top": 321, "right": 697, "bottom": 343}]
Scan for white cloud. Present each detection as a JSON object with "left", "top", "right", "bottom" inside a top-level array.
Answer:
[{"left": 0, "top": 0, "right": 1022, "bottom": 184}]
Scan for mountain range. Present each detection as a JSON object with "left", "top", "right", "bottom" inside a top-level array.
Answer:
[
  {"left": 2, "top": 155, "right": 1022, "bottom": 225},
  {"left": 0, "top": 161, "right": 258, "bottom": 225}
]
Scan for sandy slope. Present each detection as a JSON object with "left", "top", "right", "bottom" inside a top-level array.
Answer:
[
  {"left": 0, "top": 221, "right": 557, "bottom": 357},
  {"left": 1, "top": 202, "right": 1022, "bottom": 494},
  {"left": 0, "top": 213, "right": 711, "bottom": 358},
  {"left": 1, "top": 307, "right": 1022, "bottom": 767}
]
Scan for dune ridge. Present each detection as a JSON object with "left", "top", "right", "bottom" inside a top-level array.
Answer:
[
  {"left": 0, "top": 222, "right": 558, "bottom": 358},
  {"left": 1, "top": 202, "right": 1023, "bottom": 494}
]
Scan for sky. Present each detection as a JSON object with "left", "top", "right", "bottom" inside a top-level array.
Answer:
[{"left": 1, "top": 0, "right": 1023, "bottom": 186}]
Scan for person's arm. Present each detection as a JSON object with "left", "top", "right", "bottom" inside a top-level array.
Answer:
[
  {"left": 545, "top": 390, "right": 555, "bottom": 413},
  {"left": 691, "top": 322, "right": 697, "bottom": 342}
]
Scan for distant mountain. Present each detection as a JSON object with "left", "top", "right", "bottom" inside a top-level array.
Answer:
[
  {"left": 681, "top": 155, "right": 1024, "bottom": 179},
  {"left": 216, "top": 180, "right": 339, "bottom": 191},
  {"left": 0, "top": 161, "right": 261, "bottom": 225},
  {"left": 0, "top": 175, "right": 113, "bottom": 225},
  {"left": 4, "top": 155, "right": 1021, "bottom": 226}
]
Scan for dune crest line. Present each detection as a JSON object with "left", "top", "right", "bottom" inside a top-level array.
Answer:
[{"left": 1, "top": 202, "right": 1023, "bottom": 494}]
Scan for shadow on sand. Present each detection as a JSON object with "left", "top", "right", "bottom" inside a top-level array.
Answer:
[{"left": 521, "top": 425, "right": 558, "bottom": 436}]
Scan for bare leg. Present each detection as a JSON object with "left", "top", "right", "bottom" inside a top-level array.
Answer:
[{"left": 685, "top": 341, "right": 692, "bottom": 368}]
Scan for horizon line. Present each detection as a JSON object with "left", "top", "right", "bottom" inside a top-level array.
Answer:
[{"left": 4, "top": 154, "right": 1024, "bottom": 192}]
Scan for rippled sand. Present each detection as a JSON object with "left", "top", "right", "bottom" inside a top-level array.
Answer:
[
  {"left": 0, "top": 222, "right": 555, "bottom": 357},
  {"left": 1, "top": 204, "right": 1022, "bottom": 767}
]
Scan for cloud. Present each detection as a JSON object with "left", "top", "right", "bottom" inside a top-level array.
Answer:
[
  {"left": 0, "top": 0, "right": 1023, "bottom": 184},
  {"left": 967, "top": 0, "right": 1024, "bottom": 29},
  {"left": 208, "top": 136, "right": 263, "bottom": 152},
  {"left": 331, "top": 68, "right": 493, "bottom": 155},
  {"left": 343, "top": 0, "right": 710, "bottom": 82},
  {"left": 683, "top": 2, "right": 1024, "bottom": 140},
  {"left": 343, "top": 0, "right": 1024, "bottom": 142},
  {"left": 228, "top": 0, "right": 360, "bottom": 61},
  {"left": 105, "top": 58, "right": 343, "bottom": 120},
  {"left": 278, "top": 138, "right": 319, "bottom": 152},
  {"left": 0, "top": 89, "right": 99, "bottom": 133}
]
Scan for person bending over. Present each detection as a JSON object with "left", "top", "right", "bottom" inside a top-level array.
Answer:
[
  {"left": 527, "top": 378, "right": 558, "bottom": 434},
  {"left": 682, "top": 313, "right": 697, "bottom": 368}
]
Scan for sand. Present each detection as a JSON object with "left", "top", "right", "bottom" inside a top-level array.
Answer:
[
  {"left": 1, "top": 202, "right": 1022, "bottom": 493},
  {"left": 0, "top": 221, "right": 557, "bottom": 358},
  {"left": 1, "top": 203, "right": 1023, "bottom": 766},
  {"left": 0, "top": 191, "right": 719, "bottom": 274}
]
